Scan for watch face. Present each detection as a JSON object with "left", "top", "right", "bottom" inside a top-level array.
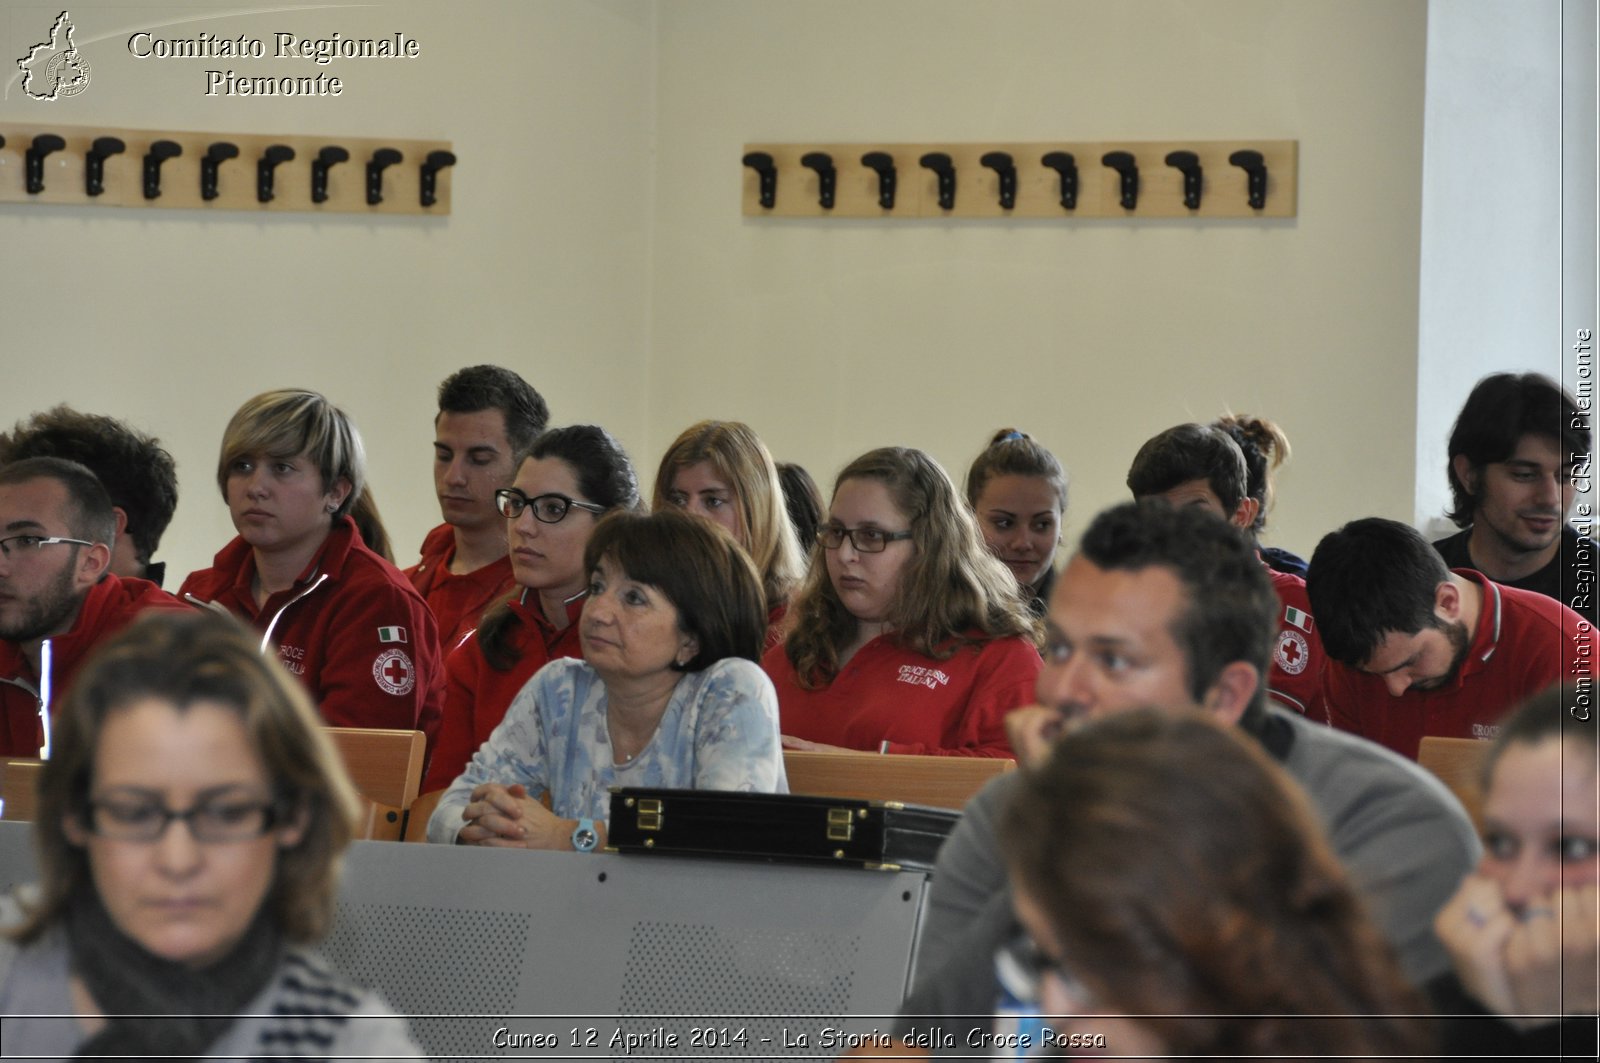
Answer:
[{"left": 573, "top": 824, "right": 598, "bottom": 851}]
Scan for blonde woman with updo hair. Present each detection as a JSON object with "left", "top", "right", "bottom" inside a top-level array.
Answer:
[
  {"left": 653, "top": 420, "right": 805, "bottom": 649},
  {"left": 765, "top": 447, "right": 1040, "bottom": 758},
  {"left": 1213, "top": 412, "right": 1304, "bottom": 577}
]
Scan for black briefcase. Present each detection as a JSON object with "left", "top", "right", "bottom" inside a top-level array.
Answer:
[{"left": 606, "top": 787, "right": 959, "bottom": 872}]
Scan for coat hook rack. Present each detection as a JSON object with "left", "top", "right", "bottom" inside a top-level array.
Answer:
[
  {"left": 26, "top": 134, "right": 65, "bottom": 194},
  {"left": 860, "top": 151, "right": 896, "bottom": 209},
  {"left": 367, "top": 148, "right": 402, "bottom": 205},
  {"left": 84, "top": 137, "right": 123, "bottom": 197},
  {"left": 1040, "top": 151, "right": 1077, "bottom": 210},
  {"left": 1228, "top": 149, "right": 1268, "bottom": 209},
  {"left": 741, "top": 140, "right": 1295, "bottom": 219},
  {"left": 201, "top": 142, "right": 238, "bottom": 201},
  {"left": 1164, "top": 150, "right": 1202, "bottom": 209},
  {"left": 800, "top": 151, "right": 836, "bottom": 209},
  {"left": 919, "top": 152, "right": 956, "bottom": 210},
  {"left": 142, "top": 140, "right": 181, "bottom": 200},
  {"left": 1, "top": 123, "right": 454, "bottom": 214},
  {"left": 419, "top": 150, "right": 455, "bottom": 207}
]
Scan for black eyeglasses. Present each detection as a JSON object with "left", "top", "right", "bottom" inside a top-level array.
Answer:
[
  {"left": 495, "top": 488, "right": 607, "bottom": 524},
  {"left": 0, "top": 534, "right": 94, "bottom": 559},
  {"left": 816, "top": 524, "right": 914, "bottom": 553},
  {"left": 84, "top": 796, "right": 282, "bottom": 843}
]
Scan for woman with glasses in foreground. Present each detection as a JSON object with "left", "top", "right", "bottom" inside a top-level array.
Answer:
[
  {"left": 428, "top": 507, "right": 786, "bottom": 849},
  {"left": 998, "top": 709, "right": 1426, "bottom": 1059},
  {"left": 0, "top": 611, "right": 420, "bottom": 1059},
  {"left": 1431, "top": 685, "right": 1598, "bottom": 1056},
  {"left": 422, "top": 425, "right": 637, "bottom": 791},
  {"left": 765, "top": 446, "right": 1040, "bottom": 757}
]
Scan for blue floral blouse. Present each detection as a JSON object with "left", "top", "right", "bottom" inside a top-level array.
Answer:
[{"left": 429, "top": 656, "right": 787, "bottom": 843}]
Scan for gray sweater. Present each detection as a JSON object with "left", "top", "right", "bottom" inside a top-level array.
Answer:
[{"left": 899, "top": 707, "right": 1481, "bottom": 1027}]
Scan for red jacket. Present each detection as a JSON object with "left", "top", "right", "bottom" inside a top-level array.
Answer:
[
  {"left": 421, "top": 590, "right": 586, "bottom": 792},
  {"left": 1265, "top": 565, "right": 1328, "bottom": 722},
  {"left": 403, "top": 523, "right": 516, "bottom": 653},
  {"left": 179, "top": 518, "right": 445, "bottom": 747},
  {"left": 0, "top": 575, "right": 187, "bottom": 756},
  {"left": 1322, "top": 570, "right": 1581, "bottom": 760},
  {"left": 764, "top": 633, "right": 1039, "bottom": 758}
]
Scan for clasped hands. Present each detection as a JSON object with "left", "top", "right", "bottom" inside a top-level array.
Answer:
[
  {"left": 1436, "top": 875, "right": 1599, "bottom": 1025},
  {"left": 457, "top": 783, "right": 572, "bottom": 850}
]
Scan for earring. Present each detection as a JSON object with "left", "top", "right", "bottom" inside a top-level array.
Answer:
[{"left": 327, "top": 502, "right": 338, "bottom": 513}]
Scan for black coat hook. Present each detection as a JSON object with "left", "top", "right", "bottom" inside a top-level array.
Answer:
[
  {"left": 1228, "top": 149, "right": 1268, "bottom": 209},
  {"left": 1164, "top": 150, "right": 1202, "bottom": 209},
  {"left": 257, "top": 144, "right": 295, "bottom": 203},
  {"left": 142, "top": 140, "right": 182, "bottom": 200},
  {"left": 1101, "top": 151, "right": 1138, "bottom": 210},
  {"left": 312, "top": 146, "right": 349, "bottom": 204},
  {"left": 800, "top": 151, "right": 836, "bottom": 209},
  {"left": 25, "top": 134, "right": 65, "bottom": 195},
  {"left": 979, "top": 151, "right": 1017, "bottom": 210},
  {"left": 860, "top": 152, "right": 896, "bottom": 209},
  {"left": 919, "top": 152, "right": 956, "bottom": 210},
  {"left": 85, "top": 136, "right": 125, "bottom": 197},
  {"left": 1040, "top": 151, "right": 1077, "bottom": 210},
  {"left": 366, "top": 148, "right": 403, "bottom": 205},
  {"left": 420, "top": 150, "right": 455, "bottom": 207},
  {"left": 201, "top": 142, "right": 239, "bottom": 201},
  {"left": 741, "top": 151, "right": 776, "bottom": 209}
]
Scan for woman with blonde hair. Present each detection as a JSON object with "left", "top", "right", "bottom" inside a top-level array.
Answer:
[
  {"left": 0, "top": 610, "right": 419, "bottom": 1058},
  {"left": 179, "top": 389, "right": 444, "bottom": 740},
  {"left": 653, "top": 420, "right": 805, "bottom": 648},
  {"left": 765, "top": 446, "right": 1040, "bottom": 757},
  {"left": 1214, "top": 412, "right": 1305, "bottom": 576}
]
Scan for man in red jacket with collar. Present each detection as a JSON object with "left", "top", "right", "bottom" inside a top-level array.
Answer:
[
  {"left": 406, "top": 366, "right": 548, "bottom": 651},
  {"left": 1308, "top": 516, "right": 1583, "bottom": 760},
  {"left": 0, "top": 457, "right": 184, "bottom": 757}
]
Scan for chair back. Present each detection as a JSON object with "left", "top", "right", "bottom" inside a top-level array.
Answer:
[
  {"left": 1417, "top": 735, "right": 1490, "bottom": 831},
  {"left": 323, "top": 728, "right": 425, "bottom": 840},
  {"left": 403, "top": 787, "right": 447, "bottom": 842},
  {"left": 782, "top": 749, "right": 1014, "bottom": 810},
  {"left": 0, "top": 759, "right": 43, "bottom": 823}
]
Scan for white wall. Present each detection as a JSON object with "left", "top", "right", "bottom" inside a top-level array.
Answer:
[
  {"left": 1415, "top": 0, "right": 1566, "bottom": 536},
  {"left": 1, "top": 0, "right": 657, "bottom": 579},
  {"left": 4, "top": 0, "right": 1446, "bottom": 579},
  {"left": 650, "top": 0, "right": 1429, "bottom": 557}
]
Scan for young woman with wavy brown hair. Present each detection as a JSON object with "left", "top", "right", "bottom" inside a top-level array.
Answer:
[{"left": 764, "top": 446, "right": 1039, "bottom": 758}]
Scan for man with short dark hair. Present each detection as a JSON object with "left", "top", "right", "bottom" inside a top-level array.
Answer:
[
  {"left": 896, "top": 503, "right": 1478, "bottom": 1042},
  {"left": 0, "top": 406, "right": 179, "bottom": 587},
  {"left": 1434, "top": 373, "right": 1595, "bottom": 620},
  {"left": 0, "top": 458, "right": 184, "bottom": 756},
  {"left": 406, "top": 366, "right": 549, "bottom": 649},
  {"left": 1308, "top": 517, "right": 1579, "bottom": 760},
  {"left": 1126, "top": 423, "right": 1327, "bottom": 719}
]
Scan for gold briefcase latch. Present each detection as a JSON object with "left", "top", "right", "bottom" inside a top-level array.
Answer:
[
  {"left": 637, "top": 798, "right": 663, "bottom": 832},
  {"left": 826, "top": 806, "right": 854, "bottom": 843}
]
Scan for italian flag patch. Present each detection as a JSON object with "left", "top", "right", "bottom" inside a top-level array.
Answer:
[
  {"left": 1284, "top": 606, "right": 1313, "bottom": 633},
  {"left": 377, "top": 626, "right": 407, "bottom": 644}
]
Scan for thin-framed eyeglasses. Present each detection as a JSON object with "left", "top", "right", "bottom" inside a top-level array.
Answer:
[
  {"left": 83, "top": 795, "right": 283, "bottom": 843},
  {"left": 994, "top": 931, "right": 1094, "bottom": 1008},
  {"left": 816, "top": 524, "right": 914, "bottom": 553},
  {"left": 495, "top": 488, "right": 607, "bottom": 524},
  {"left": 0, "top": 534, "right": 94, "bottom": 559}
]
